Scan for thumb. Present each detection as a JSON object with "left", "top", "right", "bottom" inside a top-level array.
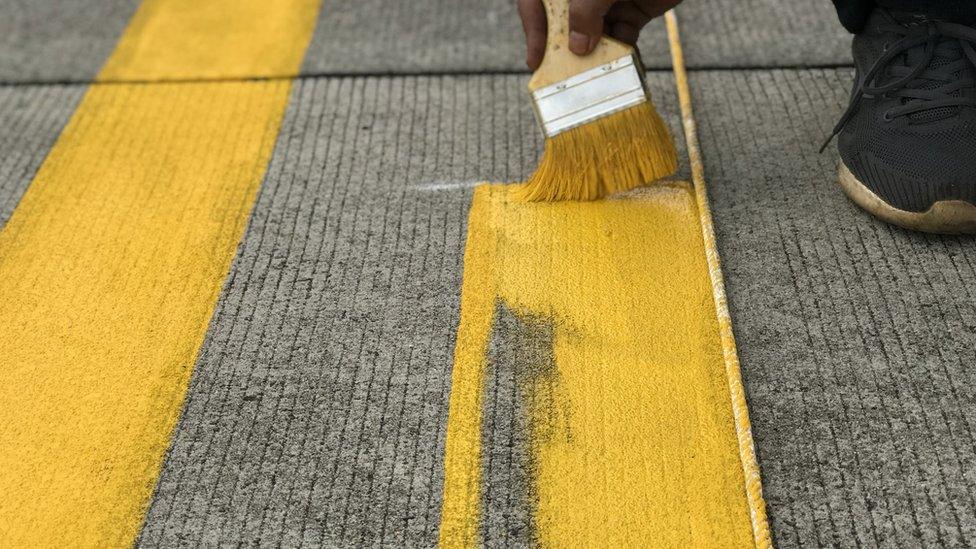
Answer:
[{"left": 568, "top": 0, "right": 613, "bottom": 55}]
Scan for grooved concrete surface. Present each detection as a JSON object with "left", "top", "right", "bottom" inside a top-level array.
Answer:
[
  {"left": 0, "top": 85, "right": 83, "bottom": 226},
  {"left": 0, "top": 0, "right": 851, "bottom": 83},
  {"left": 2, "top": 2, "right": 974, "bottom": 548},
  {"left": 0, "top": 0, "right": 140, "bottom": 83},
  {"left": 301, "top": 0, "right": 850, "bottom": 73},
  {"left": 694, "top": 68, "right": 976, "bottom": 548},
  {"left": 480, "top": 304, "right": 552, "bottom": 547},
  {"left": 137, "top": 74, "right": 687, "bottom": 547}
]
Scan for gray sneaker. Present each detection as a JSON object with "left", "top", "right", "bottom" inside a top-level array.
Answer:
[{"left": 824, "top": 9, "right": 976, "bottom": 234}]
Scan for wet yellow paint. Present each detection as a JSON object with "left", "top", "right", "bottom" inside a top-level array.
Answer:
[
  {"left": 0, "top": 0, "right": 320, "bottom": 546},
  {"left": 439, "top": 184, "right": 756, "bottom": 547}
]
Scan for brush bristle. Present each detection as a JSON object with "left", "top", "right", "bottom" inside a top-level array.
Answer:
[{"left": 520, "top": 102, "right": 678, "bottom": 202}]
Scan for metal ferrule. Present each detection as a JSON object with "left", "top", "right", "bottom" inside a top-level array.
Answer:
[{"left": 531, "top": 54, "right": 649, "bottom": 138}]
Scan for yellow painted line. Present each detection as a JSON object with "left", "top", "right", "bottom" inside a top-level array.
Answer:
[
  {"left": 438, "top": 12, "right": 771, "bottom": 549},
  {"left": 0, "top": 0, "right": 320, "bottom": 546},
  {"left": 99, "top": 0, "right": 320, "bottom": 82},
  {"left": 666, "top": 12, "right": 772, "bottom": 547}
]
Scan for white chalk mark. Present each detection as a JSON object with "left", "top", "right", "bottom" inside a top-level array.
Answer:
[{"left": 413, "top": 180, "right": 483, "bottom": 191}]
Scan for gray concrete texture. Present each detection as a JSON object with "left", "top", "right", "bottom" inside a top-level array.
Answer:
[
  {"left": 0, "top": 85, "right": 84, "bottom": 227},
  {"left": 301, "top": 0, "right": 851, "bottom": 73},
  {"left": 0, "top": 0, "right": 851, "bottom": 83},
  {"left": 480, "top": 303, "right": 556, "bottom": 548},
  {"left": 2, "top": 1, "right": 974, "bottom": 548},
  {"left": 135, "top": 73, "right": 686, "bottom": 547},
  {"left": 694, "top": 68, "right": 976, "bottom": 547},
  {"left": 0, "top": 0, "right": 140, "bottom": 83},
  {"left": 133, "top": 71, "right": 976, "bottom": 549}
]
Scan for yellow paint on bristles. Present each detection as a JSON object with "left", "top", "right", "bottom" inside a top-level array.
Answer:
[{"left": 520, "top": 100, "right": 678, "bottom": 202}]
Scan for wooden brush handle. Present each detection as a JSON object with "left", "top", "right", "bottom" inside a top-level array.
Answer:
[{"left": 529, "top": 0, "right": 636, "bottom": 91}]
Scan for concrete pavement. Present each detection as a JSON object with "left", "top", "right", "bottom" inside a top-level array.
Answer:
[{"left": 0, "top": 1, "right": 973, "bottom": 547}]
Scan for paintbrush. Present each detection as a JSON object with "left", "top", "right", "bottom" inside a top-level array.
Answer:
[{"left": 521, "top": 0, "right": 678, "bottom": 201}]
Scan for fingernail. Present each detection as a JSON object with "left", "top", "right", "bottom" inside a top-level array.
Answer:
[{"left": 569, "top": 31, "right": 590, "bottom": 55}]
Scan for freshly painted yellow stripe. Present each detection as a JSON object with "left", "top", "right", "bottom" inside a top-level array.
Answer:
[
  {"left": 438, "top": 13, "right": 770, "bottom": 549},
  {"left": 440, "top": 184, "right": 755, "bottom": 547},
  {"left": 0, "top": 1, "right": 320, "bottom": 546}
]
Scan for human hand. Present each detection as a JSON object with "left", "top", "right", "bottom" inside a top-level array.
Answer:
[{"left": 518, "top": 0, "right": 683, "bottom": 70}]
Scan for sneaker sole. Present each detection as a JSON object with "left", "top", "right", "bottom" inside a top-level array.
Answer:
[{"left": 839, "top": 162, "right": 976, "bottom": 234}]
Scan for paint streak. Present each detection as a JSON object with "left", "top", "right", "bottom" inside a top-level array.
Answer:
[
  {"left": 0, "top": 0, "right": 320, "bottom": 546},
  {"left": 439, "top": 183, "right": 756, "bottom": 547},
  {"left": 665, "top": 12, "right": 770, "bottom": 545},
  {"left": 479, "top": 303, "right": 556, "bottom": 546}
]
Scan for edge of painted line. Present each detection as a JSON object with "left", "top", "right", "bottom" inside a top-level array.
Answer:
[{"left": 664, "top": 11, "right": 773, "bottom": 549}]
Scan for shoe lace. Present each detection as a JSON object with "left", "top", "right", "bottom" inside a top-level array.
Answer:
[{"left": 820, "top": 17, "right": 976, "bottom": 153}]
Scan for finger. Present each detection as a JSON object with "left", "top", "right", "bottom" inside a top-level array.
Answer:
[
  {"left": 635, "top": 0, "right": 683, "bottom": 19},
  {"left": 609, "top": 21, "right": 640, "bottom": 46},
  {"left": 607, "top": 2, "right": 652, "bottom": 30},
  {"left": 568, "top": 0, "right": 614, "bottom": 55},
  {"left": 518, "top": 0, "right": 548, "bottom": 70},
  {"left": 605, "top": 2, "right": 651, "bottom": 45}
]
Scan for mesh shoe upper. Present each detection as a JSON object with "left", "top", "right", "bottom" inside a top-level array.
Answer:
[{"left": 830, "top": 9, "right": 976, "bottom": 213}]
